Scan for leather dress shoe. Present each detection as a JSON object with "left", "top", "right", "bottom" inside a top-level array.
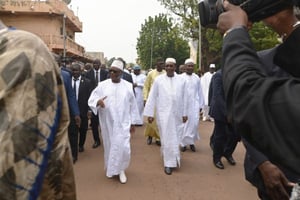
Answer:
[
  {"left": 92, "top": 141, "right": 100, "bottom": 148},
  {"left": 214, "top": 160, "right": 224, "bottom": 169},
  {"left": 180, "top": 146, "right": 187, "bottom": 152},
  {"left": 164, "top": 167, "right": 172, "bottom": 175},
  {"left": 225, "top": 156, "right": 236, "bottom": 165},
  {"left": 73, "top": 158, "right": 77, "bottom": 164},
  {"left": 190, "top": 144, "right": 196, "bottom": 152},
  {"left": 147, "top": 136, "right": 152, "bottom": 145},
  {"left": 79, "top": 146, "right": 84, "bottom": 152},
  {"left": 155, "top": 140, "right": 161, "bottom": 146}
]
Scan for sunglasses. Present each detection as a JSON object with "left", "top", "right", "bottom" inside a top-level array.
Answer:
[
  {"left": 165, "top": 64, "right": 175, "bottom": 67},
  {"left": 109, "top": 69, "right": 120, "bottom": 74}
]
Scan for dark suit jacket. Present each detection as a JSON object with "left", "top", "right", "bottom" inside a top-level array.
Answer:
[
  {"left": 85, "top": 69, "right": 108, "bottom": 88},
  {"left": 61, "top": 67, "right": 80, "bottom": 116},
  {"left": 77, "top": 77, "right": 93, "bottom": 117},
  {"left": 122, "top": 71, "right": 133, "bottom": 84},
  {"left": 106, "top": 71, "right": 133, "bottom": 84},
  {"left": 243, "top": 47, "right": 299, "bottom": 190},
  {"left": 208, "top": 70, "right": 226, "bottom": 122},
  {"left": 222, "top": 27, "right": 300, "bottom": 175}
]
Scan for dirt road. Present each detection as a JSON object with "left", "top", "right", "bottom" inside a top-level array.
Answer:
[{"left": 73, "top": 121, "right": 258, "bottom": 200}]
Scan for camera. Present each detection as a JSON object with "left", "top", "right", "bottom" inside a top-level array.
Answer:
[{"left": 198, "top": 0, "right": 294, "bottom": 28}]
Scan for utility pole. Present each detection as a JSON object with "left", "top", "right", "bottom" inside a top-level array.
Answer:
[
  {"left": 63, "top": 13, "right": 66, "bottom": 59},
  {"left": 198, "top": 15, "right": 202, "bottom": 72}
]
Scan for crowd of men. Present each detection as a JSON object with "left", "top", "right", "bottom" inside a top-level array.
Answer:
[
  {"left": 55, "top": 55, "right": 237, "bottom": 181},
  {"left": 2, "top": 1, "right": 300, "bottom": 198}
]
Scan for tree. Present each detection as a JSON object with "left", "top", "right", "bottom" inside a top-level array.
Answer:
[
  {"left": 136, "top": 14, "right": 189, "bottom": 70},
  {"left": 157, "top": 0, "right": 280, "bottom": 71},
  {"left": 157, "top": 0, "right": 223, "bottom": 70},
  {"left": 249, "top": 22, "right": 280, "bottom": 50}
]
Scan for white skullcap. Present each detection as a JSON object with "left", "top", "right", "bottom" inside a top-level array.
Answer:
[
  {"left": 111, "top": 59, "right": 124, "bottom": 71},
  {"left": 185, "top": 58, "right": 195, "bottom": 64},
  {"left": 165, "top": 57, "right": 176, "bottom": 64},
  {"left": 209, "top": 64, "right": 216, "bottom": 68}
]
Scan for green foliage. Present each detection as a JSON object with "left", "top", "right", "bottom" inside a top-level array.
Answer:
[
  {"left": 249, "top": 22, "right": 280, "bottom": 51},
  {"left": 157, "top": 0, "right": 222, "bottom": 70},
  {"left": 136, "top": 14, "right": 189, "bottom": 70},
  {"left": 156, "top": 0, "right": 280, "bottom": 72}
]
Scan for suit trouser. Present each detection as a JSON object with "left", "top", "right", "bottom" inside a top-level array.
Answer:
[
  {"left": 212, "top": 120, "right": 239, "bottom": 162},
  {"left": 91, "top": 113, "right": 100, "bottom": 143},
  {"left": 68, "top": 116, "right": 78, "bottom": 160},
  {"left": 79, "top": 115, "right": 88, "bottom": 148}
]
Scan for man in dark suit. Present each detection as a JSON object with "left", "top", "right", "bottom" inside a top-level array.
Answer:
[
  {"left": 242, "top": 46, "right": 299, "bottom": 200},
  {"left": 59, "top": 57, "right": 81, "bottom": 164},
  {"left": 85, "top": 59, "right": 108, "bottom": 148},
  {"left": 216, "top": 2, "right": 300, "bottom": 198},
  {"left": 208, "top": 69, "right": 240, "bottom": 169},
  {"left": 71, "top": 63, "right": 93, "bottom": 153}
]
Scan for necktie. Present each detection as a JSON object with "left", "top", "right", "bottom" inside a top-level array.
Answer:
[
  {"left": 95, "top": 71, "right": 99, "bottom": 83},
  {"left": 73, "top": 78, "right": 78, "bottom": 100}
]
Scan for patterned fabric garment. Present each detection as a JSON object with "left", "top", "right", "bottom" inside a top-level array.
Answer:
[{"left": 0, "top": 24, "right": 76, "bottom": 200}]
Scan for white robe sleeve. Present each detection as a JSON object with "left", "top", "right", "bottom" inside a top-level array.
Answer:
[
  {"left": 143, "top": 78, "right": 158, "bottom": 117},
  {"left": 182, "top": 79, "right": 189, "bottom": 117},
  {"left": 197, "top": 77, "right": 205, "bottom": 109},
  {"left": 88, "top": 86, "right": 101, "bottom": 115},
  {"left": 130, "top": 94, "right": 141, "bottom": 125}
]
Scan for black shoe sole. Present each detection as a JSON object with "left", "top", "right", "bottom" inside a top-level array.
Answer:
[
  {"left": 147, "top": 137, "right": 152, "bottom": 145},
  {"left": 190, "top": 145, "right": 196, "bottom": 152},
  {"left": 164, "top": 167, "right": 172, "bottom": 175},
  {"left": 92, "top": 143, "right": 100, "bottom": 148},
  {"left": 214, "top": 161, "right": 224, "bottom": 169},
  {"left": 180, "top": 147, "right": 187, "bottom": 152}
]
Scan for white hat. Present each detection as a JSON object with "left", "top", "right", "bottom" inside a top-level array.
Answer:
[
  {"left": 184, "top": 58, "right": 195, "bottom": 64},
  {"left": 111, "top": 59, "right": 124, "bottom": 71},
  {"left": 165, "top": 57, "right": 176, "bottom": 64},
  {"left": 209, "top": 64, "right": 216, "bottom": 68}
]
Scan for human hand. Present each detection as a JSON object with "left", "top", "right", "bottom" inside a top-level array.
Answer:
[
  {"left": 130, "top": 125, "right": 135, "bottom": 134},
  {"left": 258, "top": 161, "right": 295, "bottom": 200},
  {"left": 182, "top": 116, "right": 188, "bottom": 123},
  {"left": 148, "top": 117, "right": 154, "bottom": 124},
  {"left": 87, "top": 111, "right": 92, "bottom": 119},
  {"left": 97, "top": 96, "right": 107, "bottom": 108},
  {"left": 217, "top": 0, "right": 248, "bottom": 35},
  {"left": 74, "top": 115, "right": 81, "bottom": 128}
]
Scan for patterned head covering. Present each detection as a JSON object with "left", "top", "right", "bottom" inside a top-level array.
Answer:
[{"left": 0, "top": 27, "right": 76, "bottom": 199}]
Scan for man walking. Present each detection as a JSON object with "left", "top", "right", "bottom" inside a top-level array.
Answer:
[
  {"left": 85, "top": 59, "right": 108, "bottom": 148},
  {"left": 88, "top": 59, "right": 140, "bottom": 184},
  {"left": 200, "top": 64, "right": 215, "bottom": 121},
  {"left": 71, "top": 63, "right": 93, "bottom": 153},
  {"left": 180, "top": 58, "right": 205, "bottom": 152},
  {"left": 143, "top": 58, "right": 165, "bottom": 145},
  {"left": 132, "top": 65, "right": 146, "bottom": 125},
  {"left": 144, "top": 58, "right": 188, "bottom": 175}
]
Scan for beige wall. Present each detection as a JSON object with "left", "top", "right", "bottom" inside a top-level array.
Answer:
[
  {"left": 1, "top": 14, "right": 75, "bottom": 39},
  {"left": 86, "top": 52, "right": 105, "bottom": 63},
  {"left": 2, "top": 15, "right": 56, "bottom": 34}
]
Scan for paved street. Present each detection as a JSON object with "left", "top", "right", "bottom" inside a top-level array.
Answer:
[{"left": 73, "top": 121, "right": 258, "bottom": 200}]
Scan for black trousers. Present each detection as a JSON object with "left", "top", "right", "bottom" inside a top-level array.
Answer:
[
  {"left": 68, "top": 116, "right": 78, "bottom": 160},
  {"left": 91, "top": 113, "right": 100, "bottom": 143},
  {"left": 78, "top": 115, "right": 88, "bottom": 148},
  {"left": 211, "top": 120, "right": 240, "bottom": 162}
]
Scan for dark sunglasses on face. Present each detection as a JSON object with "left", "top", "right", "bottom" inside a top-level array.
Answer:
[
  {"left": 109, "top": 69, "right": 120, "bottom": 74},
  {"left": 165, "top": 64, "right": 175, "bottom": 67}
]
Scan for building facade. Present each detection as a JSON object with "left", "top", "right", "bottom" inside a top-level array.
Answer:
[{"left": 0, "top": 0, "right": 93, "bottom": 62}]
